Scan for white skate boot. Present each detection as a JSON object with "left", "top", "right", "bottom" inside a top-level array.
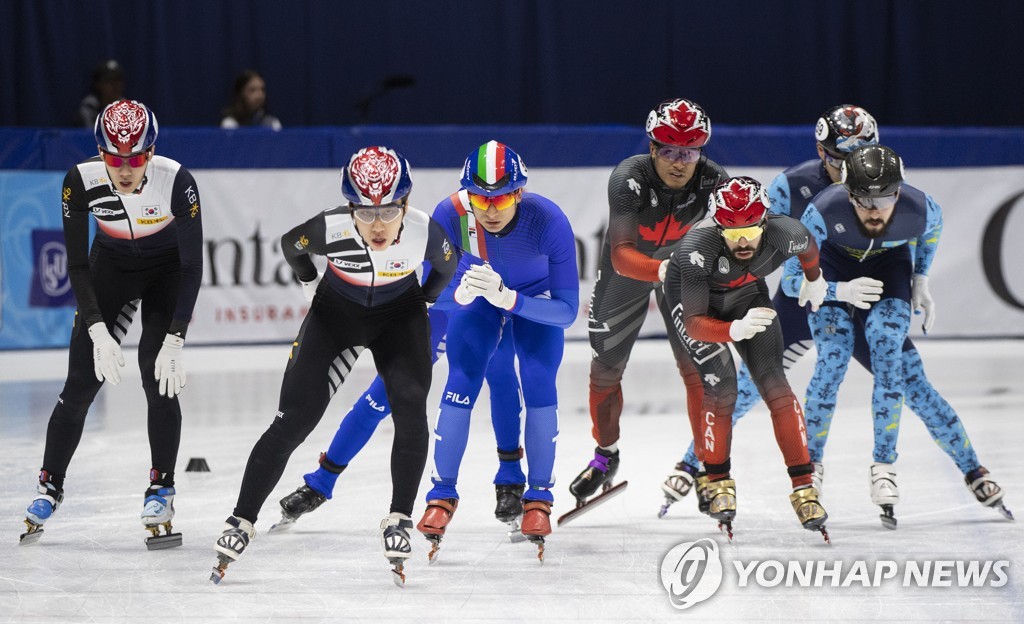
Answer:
[
  {"left": 20, "top": 481, "right": 64, "bottom": 545},
  {"left": 381, "top": 513, "right": 414, "bottom": 587},
  {"left": 811, "top": 462, "right": 825, "bottom": 499},
  {"left": 870, "top": 462, "right": 899, "bottom": 529},
  {"left": 658, "top": 462, "right": 698, "bottom": 518},
  {"left": 142, "top": 485, "right": 182, "bottom": 550},
  {"left": 965, "top": 467, "right": 1014, "bottom": 520},
  {"left": 211, "top": 515, "right": 256, "bottom": 584}
]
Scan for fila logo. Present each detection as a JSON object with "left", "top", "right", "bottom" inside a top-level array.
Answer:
[
  {"left": 365, "top": 394, "right": 386, "bottom": 412},
  {"left": 444, "top": 391, "right": 471, "bottom": 405}
]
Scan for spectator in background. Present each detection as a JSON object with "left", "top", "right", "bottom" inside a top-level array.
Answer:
[
  {"left": 220, "top": 70, "right": 281, "bottom": 130},
  {"left": 77, "top": 60, "right": 125, "bottom": 128}
]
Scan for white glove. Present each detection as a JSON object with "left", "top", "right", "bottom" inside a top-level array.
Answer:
[
  {"left": 911, "top": 274, "right": 936, "bottom": 333},
  {"left": 658, "top": 258, "right": 670, "bottom": 283},
  {"left": 728, "top": 307, "right": 777, "bottom": 342},
  {"left": 463, "top": 263, "right": 517, "bottom": 311},
  {"left": 154, "top": 334, "right": 186, "bottom": 398},
  {"left": 300, "top": 274, "right": 322, "bottom": 303},
  {"left": 88, "top": 323, "right": 125, "bottom": 385},
  {"left": 798, "top": 274, "right": 828, "bottom": 312},
  {"left": 454, "top": 271, "right": 479, "bottom": 305},
  {"left": 836, "top": 277, "right": 885, "bottom": 310}
]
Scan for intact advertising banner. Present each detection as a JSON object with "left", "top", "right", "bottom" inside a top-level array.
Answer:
[{"left": 2, "top": 165, "right": 1024, "bottom": 349}]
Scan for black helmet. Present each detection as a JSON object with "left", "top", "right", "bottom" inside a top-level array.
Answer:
[
  {"left": 841, "top": 145, "right": 904, "bottom": 197},
  {"left": 815, "top": 105, "right": 878, "bottom": 155}
]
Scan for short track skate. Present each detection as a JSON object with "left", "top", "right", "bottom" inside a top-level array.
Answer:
[
  {"left": 19, "top": 520, "right": 45, "bottom": 545},
  {"left": 144, "top": 521, "right": 182, "bottom": 550},
  {"left": 557, "top": 481, "right": 628, "bottom": 527},
  {"left": 521, "top": 500, "right": 552, "bottom": 563},
  {"left": 417, "top": 498, "right": 457, "bottom": 564},
  {"left": 657, "top": 462, "right": 698, "bottom": 518}
]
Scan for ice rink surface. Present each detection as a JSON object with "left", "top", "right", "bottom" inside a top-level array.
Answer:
[{"left": 1, "top": 338, "right": 1022, "bottom": 623}]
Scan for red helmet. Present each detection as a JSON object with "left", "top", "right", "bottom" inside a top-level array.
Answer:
[
  {"left": 710, "top": 177, "right": 770, "bottom": 228},
  {"left": 95, "top": 99, "right": 158, "bottom": 155},
  {"left": 645, "top": 98, "right": 712, "bottom": 148}
]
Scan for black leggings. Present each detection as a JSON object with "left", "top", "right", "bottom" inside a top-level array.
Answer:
[
  {"left": 233, "top": 289, "right": 432, "bottom": 522},
  {"left": 42, "top": 249, "right": 183, "bottom": 485}
]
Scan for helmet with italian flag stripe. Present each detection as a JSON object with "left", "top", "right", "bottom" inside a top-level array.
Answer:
[{"left": 460, "top": 140, "right": 528, "bottom": 197}]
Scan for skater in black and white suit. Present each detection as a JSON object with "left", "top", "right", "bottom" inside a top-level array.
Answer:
[
  {"left": 211, "top": 146, "right": 457, "bottom": 585},
  {"left": 21, "top": 99, "right": 203, "bottom": 548}
]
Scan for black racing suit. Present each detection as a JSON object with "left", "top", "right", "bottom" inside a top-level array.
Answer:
[
  {"left": 42, "top": 155, "right": 203, "bottom": 489},
  {"left": 231, "top": 206, "right": 457, "bottom": 522}
]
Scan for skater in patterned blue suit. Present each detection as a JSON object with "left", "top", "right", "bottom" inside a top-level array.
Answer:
[
  {"left": 660, "top": 106, "right": 1011, "bottom": 525},
  {"left": 415, "top": 141, "right": 579, "bottom": 561},
  {"left": 781, "top": 143, "right": 1012, "bottom": 526}
]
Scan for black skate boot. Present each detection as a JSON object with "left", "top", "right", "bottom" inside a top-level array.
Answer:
[
  {"left": 706, "top": 478, "right": 737, "bottom": 540},
  {"left": 659, "top": 461, "right": 698, "bottom": 518},
  {"left": 790, "top": 485, "right": 830, "bottom": 543},
  {"left": 495, "top": 484, "right": 526, "bottom": 542},
  {"left": 559, "top": 448, "right": 628, "bottom": 526},
  {"left": 965, "top": 467, "right": 1014, "bottom": 520},
  {"left": 695, "top": 471, "right": 711, "bottom": 516},
  {"left": 271, "top": 484, "right": 327, "bottom": 532}
]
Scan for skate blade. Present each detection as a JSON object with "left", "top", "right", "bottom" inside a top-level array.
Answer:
[
  {"left": 426, "top": 539, "right": 442, "bottom": 565},
  {"left": 19, "top": 528, "right": 44, "bottom": 545},
  {"left": 879, "top": 505, "right": 897, "bottom": 530},
  {"left": 717, "top": 521, "right": 734, "bottom": 542},
  {"left": 557, "top": 480, "right": 629, "bottom": 527},
  {"left": 819, "top": 527, "right": 832, "bottom": 544},
  {"left": 995, "top": 504, "right": 1015, "bottom": 521},
  {"left": 390, "top": 563, "right": 406, "bottom": 587},
  {"left": 505, "top": 517, "right": 527, "bottom": 543},
  {"left": 526, "top": 535, "right": 545, "bottom": 564},
  {"left": 210, "top": 556, "right": 231, "bottom": 585},
  {"left": 657, "top": 497, "right": 675, "bottom": 519},
  {"left": 146, "top": 532, "right": 182, "bottom": 550},
  {"left": 268, "top": 516, "right": 297, "bottom": 533}
]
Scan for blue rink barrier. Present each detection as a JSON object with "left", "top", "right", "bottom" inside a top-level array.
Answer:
[{"left": 2, "top": 125, "right": 1024, "bottom": 171}]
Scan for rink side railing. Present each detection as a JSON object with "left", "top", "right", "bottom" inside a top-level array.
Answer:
[{"left": 2, "top": 126, "right": 1024, "bottom": 349}]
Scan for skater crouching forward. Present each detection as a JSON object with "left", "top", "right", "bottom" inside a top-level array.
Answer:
[
  {"left": 663, "top": 176, "right": 831, "bottom": 542},
  {"left": 22, "top": 99, "right": 202, "bottom": 549},
  {"left": 211, "top": 146, "right": 457, "bottom": 585}
]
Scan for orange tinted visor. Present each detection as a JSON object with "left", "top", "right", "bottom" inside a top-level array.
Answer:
[{"left": 468, "top": 191, "right": 517, "bottom": 211}]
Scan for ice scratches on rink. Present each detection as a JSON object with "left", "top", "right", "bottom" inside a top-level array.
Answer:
[{"left": 0, "top": 339, "right": 1022, "bottom": 623}]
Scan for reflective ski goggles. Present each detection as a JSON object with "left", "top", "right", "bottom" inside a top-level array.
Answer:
[
  {"left": 100, "top": 150, "right": 150, "bottom": 168},
  {"left": 656, "top": 145, "right": 702, "bottom": 164},
  {"left": 468, "top": 191, "right": 518, "bottom": 211},
  {"left": 851, "top": 193, "right": 898, "bottom": 211},
  {"left": 720, "top": 224, "right": 764, "bottom": 242},
  {"left": 351, "top": 203, "right": 404, "bottom": 224}
]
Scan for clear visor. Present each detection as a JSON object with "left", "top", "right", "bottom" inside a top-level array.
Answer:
[
  {"left": 851, "top": 193, "right": 898, "bottom": 211},
  {"left": 352, "top": 203, "right": 404, "bottom": 224}
]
